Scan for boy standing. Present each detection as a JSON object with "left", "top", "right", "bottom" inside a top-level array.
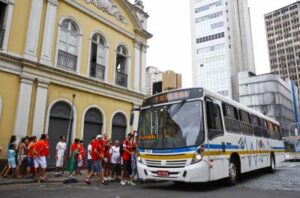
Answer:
[
  {"left": 110, "top": 140, "right": 121, "bottom": 181},
  {"left": 55, "top": 136, "right": 66, "bottom": 177},
  {"left": 121, "top": 134, "right": 133, "bottom": 185},
  {"left": 33, "top": 134, "right": 49, "bottom": 182}
]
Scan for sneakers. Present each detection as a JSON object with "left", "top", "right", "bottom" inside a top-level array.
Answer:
[
  {"left": 128, "top": 181, "right": 136, "bottom": 186},
  {"left": 120, "top": 180, "right": 127, "bottom": 185},
  {"left": 85, "top": 179, "right": 91, "bottom": 185}
]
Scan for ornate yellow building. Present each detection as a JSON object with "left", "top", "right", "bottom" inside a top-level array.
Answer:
[{"left": 0, "top": 0, "right": 151, "bottom": 165}]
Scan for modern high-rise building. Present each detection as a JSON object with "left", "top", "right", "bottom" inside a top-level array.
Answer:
[
  {"left": 265, "top": 1, "right": 300, "bottom": 86},
  {"left": 190, "top": 0, "right": 255, "bottom": 101}
]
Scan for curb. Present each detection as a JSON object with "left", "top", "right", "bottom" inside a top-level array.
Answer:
[{"left": 0, "top": 179, "right": 86, "bottom": 186}]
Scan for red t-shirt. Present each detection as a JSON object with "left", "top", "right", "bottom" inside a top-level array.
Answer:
[
  {"left": 91, "top": 140, "right": 103, "bottom": 160},
  {"left": 122, "top": 140, "right": 132, "bottom": 161},
  {"left": 78, "top": 145, "right": 85, "bottom": 159},
  {"left": 71, "top": 143, "right": 79, "bottom": 159},
  {"left": 28, "top": 142, "right": 35, "bottom": 157},
  {"left": 44, "top": 141, "right": 49, "bottom": 157},
  {"left": 34, "top": 140, "right": 48, "bottom": 157}
]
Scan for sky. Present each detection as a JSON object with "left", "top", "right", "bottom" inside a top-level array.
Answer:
[{"left": 135, "top": 0, "right": 297, "bottom": 87}]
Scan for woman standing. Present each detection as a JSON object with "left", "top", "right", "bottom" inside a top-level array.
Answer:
[
  {"left": 16, "top": 137, "right": 29, "bottom": 178},
  {"left": 0, "top": 135, "right": 17, "bottom": 177}
]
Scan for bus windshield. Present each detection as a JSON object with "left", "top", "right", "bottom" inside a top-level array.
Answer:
[{"left": 138, "top": 100, "right": 204, "bottom": 149}]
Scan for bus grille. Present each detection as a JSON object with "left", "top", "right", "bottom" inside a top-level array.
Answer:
[{"left": 145, "top": 159, "right": 187, "bottom": 168}]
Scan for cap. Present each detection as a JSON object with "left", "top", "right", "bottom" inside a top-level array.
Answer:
[{"left": 96, "top": 134, "right": 102, "bottom": 139}]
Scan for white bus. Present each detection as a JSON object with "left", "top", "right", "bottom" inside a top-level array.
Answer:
[
  {"left": 284, "top": 136, "right": 300, "bottom": 161},
  {"left": 137, "top": 88, "right": 285, "bottom": 185}
]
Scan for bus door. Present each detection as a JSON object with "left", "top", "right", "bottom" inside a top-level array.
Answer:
[{"left": 205, "top": 97, "right": 227, "bottom": 180}]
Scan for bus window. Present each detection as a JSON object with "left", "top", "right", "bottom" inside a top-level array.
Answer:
[
  {"left": 222, "top": 103, "right": 241, "bottom": 134},
  {"left": 268, "top": 121, "right": 276, "bottom": 139},
  {"left": 259, "top": 118, "right": 269, "bottom": 138},
  {"left": 239, "top": 110, "right": 253, "bottom": 135},
  {"left": 274, "top": 124, "right": 282, "bottom": 140},
  {"left": 206, "top": 100, "right": 224, "bottom": 140},
  {"left": 251, "top": 115, "right": 261, "bottom": 137}
]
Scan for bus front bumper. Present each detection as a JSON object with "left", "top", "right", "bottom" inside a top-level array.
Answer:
[{"left": 137, "top": 161, "right": 209, "bottom": 183}]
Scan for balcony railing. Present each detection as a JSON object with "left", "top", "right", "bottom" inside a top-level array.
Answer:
[
  {"left": 115, "top": 72, "right": 128, "bottom": 87},
  {"left": 57, "top": 50, "right": 77, "bottom": 71},
  {"left": 0, "top": 28, "right": 5, "bottom": 48},
  {"left": 90, "top": 62, "right": 105, "bottom": 81}
]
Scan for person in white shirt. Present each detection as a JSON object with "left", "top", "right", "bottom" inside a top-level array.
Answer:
[
  {"left": 55, "top": 136, "right": 67, "bottom": 177},
  {"left": 110, "top": 140, "right": 121, "bottom": 181},
  {"left": 87, "top": 138, "right": 93, "bottom": 175}
]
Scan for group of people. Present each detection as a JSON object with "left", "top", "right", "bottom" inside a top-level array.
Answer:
[
  {"left": 0, "top": 132, "right": 139, "bottom": 186},
  {"left": 0, "top": 134, "right": 49, "bottom": 182}
]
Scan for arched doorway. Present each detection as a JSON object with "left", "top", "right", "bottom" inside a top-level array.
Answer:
[
  {"left": 111, "top": 113, "right": 127, "bottom": 142},
  {"left": 83, "top": 108, "right": 103, "bottom": 148},
  {"left": 48, "top": 101, "right": 73, "bottom": 167}
]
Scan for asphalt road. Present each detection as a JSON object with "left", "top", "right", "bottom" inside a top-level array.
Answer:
[{"left": 0, "top": 162, "right": 299, "bottom": 198}]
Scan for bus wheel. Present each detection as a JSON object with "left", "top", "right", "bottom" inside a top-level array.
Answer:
[
  {"left": 268, "top": 154, "right": 276, "bottom": 173},
  {"left": 227, "top": 160, "right": 238, "bottom": 185}
]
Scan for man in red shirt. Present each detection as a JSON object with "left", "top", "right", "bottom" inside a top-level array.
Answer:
[
  {"left": 33, "top": 134, "right": 49, "bottom": 182},
  {"left": 86, "top": 134, "right": 105, "bottom": 185},
  {"left": 121, "top": 133, "right": 133, "bottom": 185},
  {"left": 26, "top": 136, "right": 37, "bottom": 178}
]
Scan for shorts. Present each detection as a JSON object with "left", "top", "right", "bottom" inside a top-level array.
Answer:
[
  {"left": 34, "top": 156, "right": 47, "bottom": 169},
  {"left": 92, "top": 160, "right": 102, "bottom": 173},
  {"left": 8, "top": 159, "right": 16, "bottom": 169},
  {"left": 27, "top": 157, "right": 34, "bottom": 168},
  {"left": 111, "top": 163, "right": 121, "bottom": 176},
  {"left": 87, "top": 159, "right": 92, "bottom": 171},
  {"left": 123, "top": 160, "right": 132, "bottom": 175},
  {"left": 56, "top": 155, "right": 64, "bottom": 167}
]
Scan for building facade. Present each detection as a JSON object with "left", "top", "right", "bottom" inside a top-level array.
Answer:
[
  {"left": 190, "top": 0, "right": 255, "bottom": 101},
  {"left": 0, "top": 0, "right": 151, "bottom": 164},
  {"left": 145, "top": 66, "right": 182, "bottom": 96},
  {"left": 265, "top": 1, "right": 300, "bottom": 86},
  {"left": 238, "top": 71, "right": 297, "bottom": 137}
]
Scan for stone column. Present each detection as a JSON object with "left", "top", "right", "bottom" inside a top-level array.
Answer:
[
  {"left": 40, "top": 0, "right": 59, "bottom": 66},
  {"left": 32, "top": 79, "right": 49, "bottom": 137},
  {"left": 133, "top": 41, "right": 141, "bottom": 93},
  {"left": 23, "top": 0, "right": 44, "bottom": 62},
  {"left": 140, "top": 44, "right": 148, "bottom": 95},
  {"left": 13, "top": 75, "right": 34, "bottom": 139}
]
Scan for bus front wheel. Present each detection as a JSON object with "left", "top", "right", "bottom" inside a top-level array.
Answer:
[
  {"left": 268, "top": 154, "right": 276, "bottom": 173},
  {"left": 227, "top": 160, "right": 238, "bottom": 185}
]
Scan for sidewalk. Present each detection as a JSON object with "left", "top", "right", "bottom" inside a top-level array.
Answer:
[{"left": 0, "top": 171, "right": 87, "bottom": 186}]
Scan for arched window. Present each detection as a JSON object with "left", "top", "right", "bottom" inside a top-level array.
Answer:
[
  {"left": 90, "top": 33, "right": 107, "bottom": 81},
  {"left": 57, "top": 19, "right": 79, "bottom": 72},
  {"left": 115, "top": 45, "right": 128, "bottom": 87}
]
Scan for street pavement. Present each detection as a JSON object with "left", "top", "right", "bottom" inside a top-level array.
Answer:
[{"left": 0, "top": 161, "right": 299, "bottom": 198}]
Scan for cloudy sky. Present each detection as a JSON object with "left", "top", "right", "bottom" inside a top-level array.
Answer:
[{"left": 136, "top": 0, "right": 296, "bottom": 87}]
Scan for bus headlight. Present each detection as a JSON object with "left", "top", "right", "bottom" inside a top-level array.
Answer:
[
  {"left": 191, "top": 145, "right": 205, "bottom": 164},
  {"left": 137, "top": 152, "right": 144, "bottom": 164}
]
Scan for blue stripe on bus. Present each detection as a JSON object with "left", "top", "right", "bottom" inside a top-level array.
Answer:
[
  {"left": 138, "top": 146, "right": 198, "bottom": 154},
  {"left": 272, "top": 146, "right": 285, "bottom": 150},
  {"left": 139, "top": 145, "right": 284, "bottom": 154},
  {"left": 204, "top": 144, "right": 239, "bottom": 150}
]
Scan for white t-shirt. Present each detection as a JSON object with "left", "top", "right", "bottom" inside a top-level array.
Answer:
[
  {"left": 56, "top": 141, "right": 67, "bottom": 156},
  {"left": 87, "top": 144, "right": 92, "bottom": 160},
  {"left": 110, "top": 146, "right": 121, "bottom": 164}
]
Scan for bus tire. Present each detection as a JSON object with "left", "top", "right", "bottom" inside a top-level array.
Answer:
[
  {"left": 227, "top": 160, "right": 238, "bottom": 186},
  {"left": 268, "top": 154, "right": 276, "bottom": 173}
]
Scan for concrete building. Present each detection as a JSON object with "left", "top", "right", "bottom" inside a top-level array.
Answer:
[
  {"left": 238, "top": 71, "right": 298, "bottom": 137},
  {"left": 265, "top": 1, "right": 300, "bottom": 86},
  {"left": 190, "top": 0, "right": 255, "bottom": 101},
  {"left": 145, "top": 67, "right": 182, "bottom": 96},
  {"left": 0, "top": 0, "right": 151, "bottom": 166}
]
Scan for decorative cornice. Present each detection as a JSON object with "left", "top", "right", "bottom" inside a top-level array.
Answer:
[{"left": 85, "top": 0, "right": 127, "bottom": 24}]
